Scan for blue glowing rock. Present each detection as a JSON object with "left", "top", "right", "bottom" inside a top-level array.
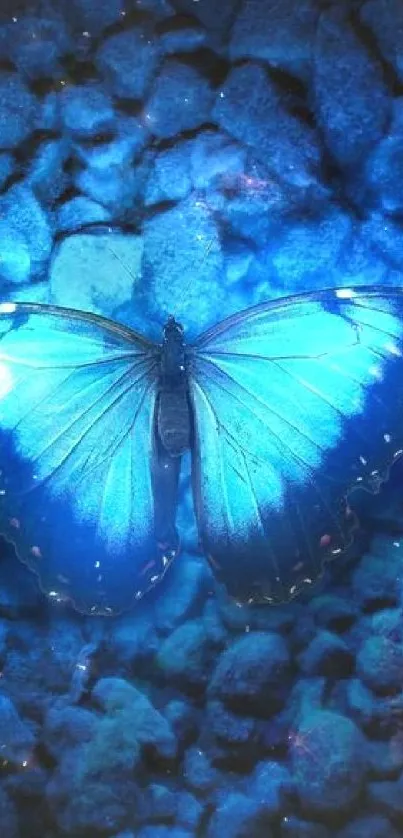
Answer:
[
  {"left": 244, "top": 760, "right": 293, "bottom": 817},
  {"left": 58, "top": 82, "right": 115, "bottom": 137},
  {"left": 153, "top": 554, "right": 211, "bottom": 634},
  {"left": 60, "top": 0, "right": 126, "bottom": 36},
  {"left": 0, "top": 183, "right": 52, "bottom": 279},
  {"left": 92, "top": 677, "right": 178, "bottom": 760},
  {"left": 146, "top": 59, "right": 214, "bottom": 139},
  {"left": 213, "top": 62, "right": 320, "bottom": 184},
  {"left": 308, "top": 594, "right": 358, "bottom": 633},
  {"left": 50, "top": 232, "right": 142, "bottom": 315},
  {"left": 163, "top": 699, "right": 198, "bottom": 747},
  {"left": 56, "top": 196, "right": 111, "bottom": 233},
  {"left": 0, "top": 219, "right": 31, "bottom": 285},
  {"left": 74, "top": 115, "right": 148, "bottom": 169},
  {"left": 206, "top": 792, "right": 273, "bottom": 838},
  {"left": 27, "top": 138, "right": 70, "bottom": 204},
  {"left": 297, "top": 630, "right": 354, "bottom": 677},
  {"left": 96, "top": 26, "right": 161, "bottom": 100},
  {"left": 271, "top": 207, "right": 352, "bottom": 290},
  {"left": 157, "top": 619, "right": 219, "bottom": 691},
  {"left": 230, "top": 0, "right": 319, "bottom": 80},
  {"left": 208, "top": 632, "right": 290, "bottom": 715},
  {"left": 159, "top": 19, "right": 206, "bottom": 55},
  {"left": 176, "top": 791, "right": 204, "bottom": 831},
  {"left": 189, "top": 129, "right": 246, "bottom": 190},
  {"left": 351, "top": 537, "right": 403, "bottom": 608},
  {"left": 145, "top": 141, "right": 193, "bottom": 206},
  {"left": 357, "top": 634, "right": 403, "bottom": 694},
  {"left": 0, "top": 15, "right": 72, "bottom": 79},
  {"left": 43, "top": 701, "right": 98, "bottom": 760},
  {"left": 290, "top": 710, "right": 367, "bottom": 815},
  {"left": 142, "top": 196, "right": 225, "bottom": 335},
  {"left": 0, "top": 72, "right": 37, "bottom": 148},
  {"left": 183, "top": 746, "right": 221, "bottom": 795},
  {"left": 313, "top": 7, "right": 389, "bottom": 168},
  {"left": 360, "top": 0, "right": 403, "bottom": 82},
  {"left": 109, "top": 612, "right": 159, "bottom": 666}
]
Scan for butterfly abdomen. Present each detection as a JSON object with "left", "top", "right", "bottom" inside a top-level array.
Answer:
[{"left": 157, "top": 316, "right": 191, "bottom": 456}]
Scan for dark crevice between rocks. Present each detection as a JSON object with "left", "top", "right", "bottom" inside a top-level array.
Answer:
[
  {"left": 59, "top": 55, "right": 98, "bottom": 84},
  {"left": 349, "top": 8, "right": 403, "bottom": 100},
  {"left": 167, "top": 48, "right": 230, "bottom": 88}
]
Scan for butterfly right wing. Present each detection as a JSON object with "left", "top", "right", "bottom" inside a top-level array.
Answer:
[{"left": 0, "top": 303, "right": 179, "bottom": 615}]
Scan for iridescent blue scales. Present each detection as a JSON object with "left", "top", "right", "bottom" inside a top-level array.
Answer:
[{"left": 0, "top": 287, "right": 401, "bottom": 614}]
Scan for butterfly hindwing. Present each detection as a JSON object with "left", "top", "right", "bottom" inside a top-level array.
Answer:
[
  {"left": 0, "top": 303, "right": 179, "bottom": 615},
  {"left": 188, "top": 287, "right": 403, "bottom": 604}
]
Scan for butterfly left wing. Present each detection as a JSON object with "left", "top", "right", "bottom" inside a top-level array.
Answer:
[
  {"left": 0, "top": 303, "right": 179, "bottom": 615},
  {"left": 188, "top": 287, "right": 403, "bottom": 604}
]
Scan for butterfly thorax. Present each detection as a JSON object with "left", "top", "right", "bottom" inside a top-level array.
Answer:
[{"left": 157, "top": 316, "right": 190, "bottom": 456}]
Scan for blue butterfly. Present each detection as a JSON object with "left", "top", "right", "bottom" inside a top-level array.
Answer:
[{"left": 0, "top": 286, "right": 401, "bottom": 615}]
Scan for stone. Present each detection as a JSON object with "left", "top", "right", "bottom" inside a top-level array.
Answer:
[
  {"left": 58, "top": 83, "right": 115, "bottom": 137},
  {"left": 50, "top": 231, "right": 142, "bottom": 315},
  {"left": 213, "top": 62, "right": 320, "bottom": 184},
  {"left": 208, "top": 631, "right": 290, "bottom": 715},
  {"left": 230, "top": 0, "right": 319, "bottom": 80},
  {"left": 290, "top": 710, "right": 367, "bottom": 815},
  {"left": 157, "top": 619, "right": 219, "bottom": 691},
  {"left": 0, "top": 72, "right": 37, "bottom": 148},
  {"left": 96, "top": 26, "right": 160, "bottom": 100},
  {"left": 313, "top": 8, "right": 389, "bottom": 167},
  {"left": 0, "top": 184, "right": 52, "bottom": 279},
  {"left": 145, "top": 59, "right": 214, "bottom": 138},
  {"left": 357, "top": 634, "right": 403, "bottom": 694},
  {"left": 297, "top": 630, "right": 354, "bottom": 677},
  {"left": 360, "top": 0, "right": 403, "bottom": 82}
]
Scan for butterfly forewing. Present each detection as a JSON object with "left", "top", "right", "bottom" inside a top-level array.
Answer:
[
  {"left": 0, "top": 303, "right": 178, "bottom": 615},
  {"left": 188, "top": 287, "right": 403, "bottom": 604}
]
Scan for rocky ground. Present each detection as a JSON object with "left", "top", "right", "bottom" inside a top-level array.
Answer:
[{"left": 1, "top": 0, "right": 403, "bottom": 836}]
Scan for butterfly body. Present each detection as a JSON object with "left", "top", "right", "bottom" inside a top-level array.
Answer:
[
  {"left": 157, "top": 315, "right": 191, "bottom": 457},
  {"left": 0, "top": 288, "right": 402, "bottom": 615}
]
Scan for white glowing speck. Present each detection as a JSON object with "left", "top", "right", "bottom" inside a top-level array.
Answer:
[
  {"left": 162, "top": 555, "right": 169, "bottom": 567},
  {"left": 48, "top": 591, "right": 58, "bottom": 598},
  {"left": 219, "top": 91, "right": 225, "bottom": 98},
  {"left": 22, "top": 760, "right": 28, "bottom": 768},
  {"left": 384, "top": 433, "right": 391, "bottom": 443},
  {"left": 245, "top": 625, "right": 250, "bottom": 633},
  {"left": 76, "top": 663, "right": 87, "bottom": 671},
  {"left": 335, "top": 288, "right": 356, "bottom": 299},
  {"left": 95, "top": 560, "right": 100, "bottom": 568},
  {"left": 151, "top": 574, "right": 159, "bottom": 583},
  {"left": 0, "top": 302, "right": 16, "bottom": 314},
  {"left": 135, "top": 591, "right": 142, "bottom": 600},
  {"left": 359, "top": 455, "right": 367, "bottom": 465},
  {"left": 394, "top": 541, "right": 401, "bottom": 547},
  {"left": 12, "top": 16, "right": 18, "bottom": 22},
  {"left": 82, "top": 30, "right": 90, "bottom": 37},
  {"left": 97, "top": 575, "right": 103, "bottom": 582}
]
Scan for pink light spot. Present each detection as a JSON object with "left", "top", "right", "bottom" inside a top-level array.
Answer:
[
  {"left": 320, "top": 533, "right": 332, "bottom": 548},
  {"left": 140, "top": 559, "right": 156, "bottom": 577},
  {"left": 9, "top": 517, "right": 20, "bottom": 529}
]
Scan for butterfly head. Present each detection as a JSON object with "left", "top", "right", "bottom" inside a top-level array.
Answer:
[{"left": 163, "top": 316, "right": 185, "bottom": 345}]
